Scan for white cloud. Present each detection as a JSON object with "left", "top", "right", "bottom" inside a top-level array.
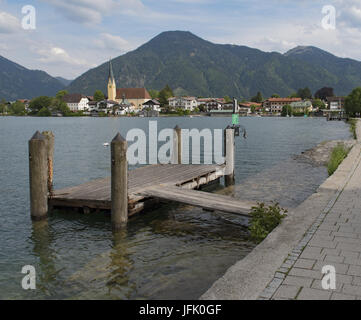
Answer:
[
  {"left": 42, "top": 0, "right": 145, "bottom": 24},
  {"left": 35, "top": 46, "right": 90, "bottom": 66},
  {"left": 0, "top": 11, "right": 20, "bottom": 33},
  {"left": 94, "top": 33, "right": 132, "bottom": 52}
]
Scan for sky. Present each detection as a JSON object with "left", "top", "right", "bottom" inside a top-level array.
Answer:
[{"left": 0, "top": 0, "right": 361, "bottom": 80}]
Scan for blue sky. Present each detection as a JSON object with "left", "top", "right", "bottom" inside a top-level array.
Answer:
[{"left": 0, "top": 0, "right": 360, "bottom": 79}]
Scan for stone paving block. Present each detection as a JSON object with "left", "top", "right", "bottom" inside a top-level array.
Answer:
[
  {"left": 313, "top": 261, "right": 350, "bottom": 275},
  {"left": 332, "top": 231, "right": 360, "bottom": 239},
  {"left": 336, "top": 242, "right": 361, "bottom": 252},
  {"left": 308, "top": 239, "right": 337, "bottom": 249},
  {"left": 318, "top": 224, "right": 338, "bottom": 231},
  {"left": 288, "top": 267, "right": 323, "bottom": 280},
  {"left": 344, "top": 257, "right": 361, "bottom": 266},
  {"left": 297, "top": 287, "right": 332, "bottom": 300},
  {"left": 341, "top": 250, "right": 360, "bottom": 259},
  {"left": 315, "top": 230, "right": 331, "bottom": 237},
  {"left": 334, "top": 237, "right": 361, "bottom": 245},
  {"left": 348, "top": 265, "right": 361, "bottom": 276},
  {"left": 273, "top": 285, "right": 300, "bottom": 300},
  {"left": 294, "top": 258, "right": 316, "bottom": 269},
  {"left": 300, "top": 246, "right": 323, "bottom": 259},
  {"left": 331, "top": 293, "right": 356, "bottom": 300},
  {"left": 311, "top": 279, "right": 342, "bottom": 293},
  {"left": 321, "top": 248, "right": 341, "bottom": 257},
  {"left": 283, "top": 275, "right": 313, "bottom": 287},
  {"left": 342, "top": 284, "right": 361, "bottom": 297},
  {"left": 323, "top": 255, "right": 345, "bottom": 263}
]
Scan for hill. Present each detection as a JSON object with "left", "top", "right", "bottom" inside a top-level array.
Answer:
[
  {"left": 0, "top": 55, "right": 65, "bottom": 101},
  {"left": 64, "top": 31, "right": 361, "bottom": 98}
]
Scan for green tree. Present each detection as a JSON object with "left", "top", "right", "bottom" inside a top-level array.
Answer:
[
  {"left": 51, "top": 98, "right": 70, "bottom": 115},
  {"left": 297, "top": 87, "right": 312, "bottom": 100},
  {"left": 38, "top": 107, "right": 51, "bottom": 117},
  {"left": 251, "top": 92, "right": 263, "bottom": 103},
  {"left": 345, "top": 87, "right": 361, "bottom": 117},
  {"left": 223, "top": 95, "right": 232, "bottom": 103},
  {"left": 250, "top": 105, "right": 256, "bottom": 114},
  {"left": 94, "top": 90, "right": 105, "bottom": 102},
  {"left": 0, "top": 99, "right": 7, "bottom": 114},
  {"left": 9, "top": 101, "right": 26, "bottom": 115},
  {"left": 149, "top": 90, "right": 159, "bottom": 99},
  {"left": 271, "top": 94, "right": 280, "bottom": 98},
  {"left": 312, "top": 99, "right": 326, "bottom": 111},
  {"left": 281, "top": 104, "right": 293, "bottom": 117},
  {"left": 158, "top": 85, "right": 174, "bottom": 106},
  {"left": 29, "top": 96, "right": 52, "bottom": 114},
  {"left": 289, "top": 92, "right": 299, "bottom": 98},
  {"left": 315, "top": 87, "right": 334, "bottom": 101},
  {"left": 198, "top": 104, "right": 207, "bottom": 112},
  {"left": 56, "top": 90, "right": 68, "bottom": 100}
]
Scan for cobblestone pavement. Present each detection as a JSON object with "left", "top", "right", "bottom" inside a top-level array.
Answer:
[{"left": 260, "top": 120, "right": 361, "bottom": 300}]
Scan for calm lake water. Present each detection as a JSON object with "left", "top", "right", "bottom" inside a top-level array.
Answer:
[{"left": 0, "top": 116, "right": 351, "bottom": 300}]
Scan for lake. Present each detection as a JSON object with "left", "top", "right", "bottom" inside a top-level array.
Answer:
[{"left": 0, "top": 116, "right": 351, "bottom": 299}]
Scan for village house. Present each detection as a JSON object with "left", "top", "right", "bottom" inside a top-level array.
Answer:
[
  {"left": 62, "top": 93, "right": 89, "bottom": 112},
  {"left": 142, "top": 99, "right": 161, "bottom": 112},
  {"left": 263, "top": 97, "right": 302, "bottom": 113},
  {"left": 326, "top": 96, "right": 345, "bottom": 111},
  {"left": 290, "top": 100, "right": 313, "bottom": 113},
  {"left": 239, "top": 102, "right": 262, "bottom": 114},
  {"left": 197, "top": 98, "right": 225, "bottom": 111},
  {"left": 168, "top": 97, "right": 198, "bottom": 111}
]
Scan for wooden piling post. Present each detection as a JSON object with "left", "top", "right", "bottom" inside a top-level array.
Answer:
[
  {"left": 111, "top": 133, "right": 128, "bottom": 230},
  {"left": 173, "top": 125, "right": 182, "bottom": 164},
  {"left": 42, "top": 131, "right": 54, "bottom": 195},
  {"left": 29, "top": 131, "right": 48, "bottom": 221},
  {"left": 224, "top": 126, "right": 235, "bottom": 186}
]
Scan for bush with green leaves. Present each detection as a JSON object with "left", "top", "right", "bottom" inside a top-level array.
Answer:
[
  {"left": 327, "top": 144, "right": 350, "bottom": 176},
  {"left": 348, "top": 119, "right": 357, "bottom": 140},
  {"left": 249, "top": 202, "right": 287, "bottom": 243}
]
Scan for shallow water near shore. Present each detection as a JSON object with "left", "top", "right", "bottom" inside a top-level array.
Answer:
[{"left": 0, "top": 116, "right": 351, "bottom": 299}]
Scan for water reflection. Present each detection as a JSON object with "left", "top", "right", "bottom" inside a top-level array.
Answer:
[{"left": 30, "top": 220, "right": 58, "bottom": 296}]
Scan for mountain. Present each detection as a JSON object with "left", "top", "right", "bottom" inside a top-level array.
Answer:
[
  {"left": 67, "top": 31, "right": 361, "bottom": 98},
  {"left": 55, "top": 77, "right": 73, "bottom": 86},
  {"left": 285, "top": 46, "right": 361, "bottom": 95},
  {"left": 0, "top": 55, "right": 65, "bottom": 101}
]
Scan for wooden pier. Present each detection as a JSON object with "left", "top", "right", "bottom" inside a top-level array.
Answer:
[
  {"left": 29, "top": 126, "right": 255, "bottom": 229},
  {"left": 50, "top": 163, "right": 256, "bottom": 218}
]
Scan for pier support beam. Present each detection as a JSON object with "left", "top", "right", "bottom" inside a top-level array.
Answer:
[
  {"left": 29, "top": 131, "right": 48, "bottom": 221},
  {"left": 42, "top": 131, "right": 54, "bottom": 195},
  {"left": 172, "top": 125, "right": 182, "bottom": 164},
  {"left": 224, "top": 126, "right": 235, "bottom": 186},
  {"left": 111, "top": 133, "right": 128, "bottom": 230}
]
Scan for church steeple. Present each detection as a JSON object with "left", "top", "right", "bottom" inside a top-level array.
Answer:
[{"left": 107, "top": 59, "right": 116, "bottom": 101}]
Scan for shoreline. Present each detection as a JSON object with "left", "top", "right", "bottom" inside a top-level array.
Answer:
[{"left": 201, "top": 120, "right": 360, "bottom": 300}]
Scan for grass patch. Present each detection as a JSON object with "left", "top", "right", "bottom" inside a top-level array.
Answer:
[
  {"left": 327, "top": 144, "right": 350, "bottom": 176},
  {"left": 249, "top": 202, "right": 288, "bottom": 243},
  {"left": 348, "top": 118, "right": 357, "bottom": 140}
]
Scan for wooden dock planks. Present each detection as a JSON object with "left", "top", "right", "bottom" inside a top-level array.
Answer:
[
  {"left": 50, "top": 164, "right": 227, "bottom": 213},
  {"left": 138, "top": 185, "right": 255, "bottom": 217}
]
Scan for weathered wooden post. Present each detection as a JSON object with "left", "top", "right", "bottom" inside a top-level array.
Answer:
[
  {"left": 111, "top": 133, "right": 128, "bottom": 230},
  {"left": 29, "top": 131, "right": 48, "bottom": 221},
  {"left": 224, "top": 126, "right": 235, "bottom": 186},
  {"left": 42, "top": 131, "right": 54, "bottom": 195},
  {"left": 172, "top": 125, "right": 182, "bottom": 164}
]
